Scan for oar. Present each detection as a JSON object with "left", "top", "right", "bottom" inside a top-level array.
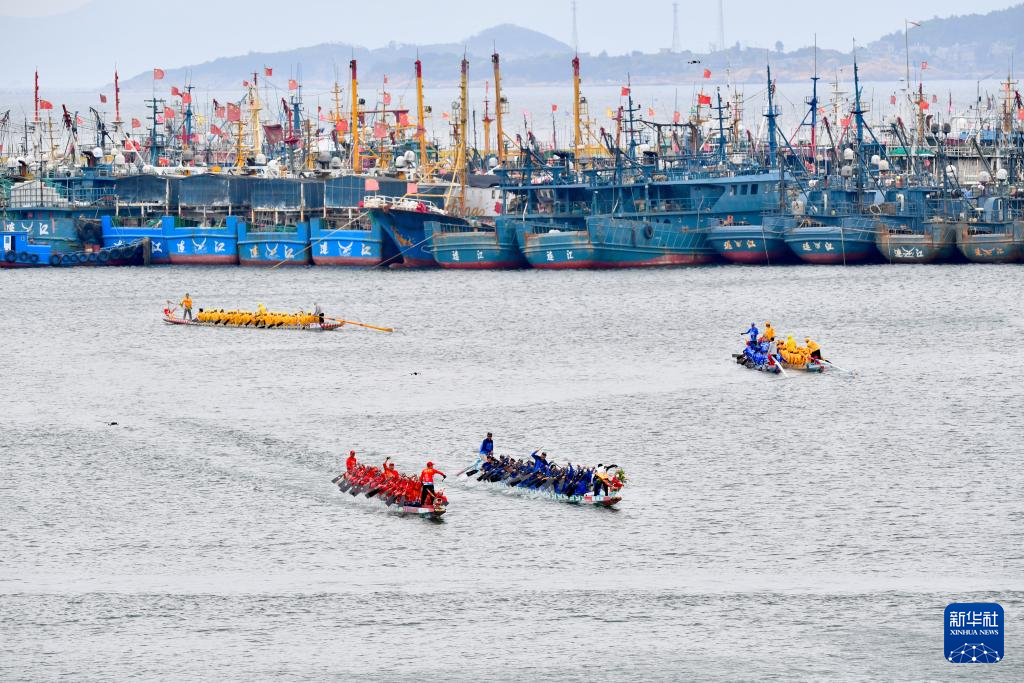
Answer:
[
  {"left": 327, "top": 317, "right": 394, "bottom": 333},
  {"left": 457, "top": 458, "right": 482, "bottom": 477},
  {"left": 820, "top": 358, "right": 850, "bottom": 373}
]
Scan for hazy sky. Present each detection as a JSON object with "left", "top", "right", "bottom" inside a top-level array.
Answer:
[{"left": 1, "top": 0, "right": 1019, "bottom": 88}]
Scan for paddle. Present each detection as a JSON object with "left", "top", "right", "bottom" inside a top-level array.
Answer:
[
  {"left": 820, "top": 358, "right": 850, "bottom": 373},
  {"left": 327, "top": 317, "right": 395, "bottom": 333}
]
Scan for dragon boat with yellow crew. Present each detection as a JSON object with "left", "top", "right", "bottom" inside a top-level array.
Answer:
[
  {"left": 164, "top": 306, "right": 342, "bottom": 331},
  {"left": 161, "top": 299, "right": 395, "bottom": 333}
]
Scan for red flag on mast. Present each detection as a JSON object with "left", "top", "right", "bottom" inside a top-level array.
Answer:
[
  {"left": 153, "top": 68, "right": 165, "bottom": 80},
  {"left": 288, "top": 79, "right": 298, "bottom": 91},
  {"left": 264, "top": 66, "right": 273, "bottom": 77},
  {"left": 38, "top": 99, "right": 53, "bottom": 110},
  {"left": 703, "top": 68, "right": 712, "bottom": 79},
  {"left": 99, "top": 94, "right": 108, "bottom": 103}
]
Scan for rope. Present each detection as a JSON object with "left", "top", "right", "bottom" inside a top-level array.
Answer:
[{"left": 267, "top": 190, "right": 418, "bottom": 270}]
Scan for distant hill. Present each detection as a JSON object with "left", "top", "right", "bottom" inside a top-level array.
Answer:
[
  {"left": 119, "top": 24, "right": 573, "bottom": 91},
  {"left": 118, "top": 6, "right": 1024, "bottom": 90}
]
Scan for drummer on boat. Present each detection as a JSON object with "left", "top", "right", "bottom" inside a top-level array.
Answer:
[{"left": 346, "top": 450, "right": 358, "bottom": 472}]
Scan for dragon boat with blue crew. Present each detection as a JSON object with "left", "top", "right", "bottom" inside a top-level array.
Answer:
[
  {"left": 459, "top": 450, "right": 625, "bottom": 507},
  {"left": 310, "top": 176, "right": 394, "bottom": 266},
  {"left": 165, "top": 174, "right": 250, "bottom": 264}
]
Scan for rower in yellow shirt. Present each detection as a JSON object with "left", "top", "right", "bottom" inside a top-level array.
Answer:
[
  {"left": 762, "top": 321, "right": 775, "bottom": 342},
  {"left": 805, "top": 338, "right": 821, "bottom": 360}
]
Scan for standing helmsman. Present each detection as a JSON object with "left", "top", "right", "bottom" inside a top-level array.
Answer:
[
  {"left": 419, "top": 461, "right": 447, "bottom": 506},
  {"left": 479, "top": 432, "right": 494, "bottom": 457}
]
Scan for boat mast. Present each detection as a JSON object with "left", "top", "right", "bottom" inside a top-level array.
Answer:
[
  {"left": 332, "top": 80, "right": 342, "bottom": 143},
  {"left": 183, "top": 84, "right": 194, "bottom": 164},
  {"left": 572, "top": 55, "right": 582, "bottom": 168},
  {"left": 482, "top": 80, "right": 493, "bottom": 157},
  {"left": 714, "top": 88, "right": 727, "bottom": 164},
  {"left": 765, "top": 64, "right": 777, "bottom": 168},
  {"left": 249, "top": 72, "right": 262, "bottom": 159},
  {"left": 350, "top": 59, "right": 361, "bottom": 174},
  {"left": 492, "top": 52, "right": 504, "bottom": 164},
  {"left": 458, "top": 56, "right": 469, "bottom": 215},
  {"left": 415, "top": 57, "right": 428, "bottom": 173},
  {"left": 809, "top": 39, "right": 818, "bottom": 174}
]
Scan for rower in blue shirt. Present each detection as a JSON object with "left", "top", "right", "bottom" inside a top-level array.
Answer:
[
  {"left": 530, "top": 450, "right": 549, "bottom": 474},
  {"left": 479, "top": 432, "right": 494, "bottom": 457}
]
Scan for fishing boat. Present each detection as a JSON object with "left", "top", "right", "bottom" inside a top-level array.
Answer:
[
  {"left": 954, "top": 197, "right": 1023, "bottom": 263},
  {"left": 331, "top": 470, "right": 446, "bottom": 519},
  {"left": 425, "top": 219, "right": 526, "bottom": 268},
  {"left": 2, "top": 228, "right": 149, "bottom": 267},
  {"left": 101, "top": 174, "right": 179, "bottom": 263},
  {"left": 165, "top": 175, "right": 249, "bottom": 264},
  {"left": 236, "top": 179, "right": 320, "bottom": 266},
  {"left": 365, "top": 192, "right": 455, "bottom": 267},
  {"left": 1, "top": 170, "right": 130, "bottom": 268},
  {"left": 311, "top": 176, "right": 394, "bottom": 266}
]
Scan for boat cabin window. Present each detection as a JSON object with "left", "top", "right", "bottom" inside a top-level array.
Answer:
[
  {"left": 729, "top": 185, "right": 737, "bottom": 196},
  {"left": 751, "top": 184, "right": 759, "bottom": 195},
  {"left": 740, "top": 185, "right": 749, "bottom": 195}
]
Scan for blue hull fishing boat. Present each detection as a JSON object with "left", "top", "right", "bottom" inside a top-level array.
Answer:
[
  {"left": 1, "top": 171, "right": 135, "bottom": 268},
  {"left": 311, "top": 176, "right": 391, "bottom": 266},
  {"left": 872, "top": 188, "right": 960, "bottom": 264},
  {"left": 166, "top": 174, "right": 250, "bottom": 264},
  {"left": 425, "top": 220, "right": 526, "bottom": 268},
  {"left": 237, "top": 179, "right": 319, "bottom": 266},
  {"left": 584, "top": 172, "right": 781, "bottom": 268},
  {"left": 707, "top": 221, "right": 792, "bottom": 264},
  {"left": 100, "top": 175, "right": 179, "bottom": 263},
  {"left": 163, "top": 215, "right": 239, "bottom": 264},
  {"left": 366, "top": 189, "right": 460, "bottom": 268},
  {"left": 954, "top": 198, "right": 1023, "bottom": 263}
]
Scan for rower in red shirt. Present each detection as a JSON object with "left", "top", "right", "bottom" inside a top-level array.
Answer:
[
  {"left": 346, "top": 450, "right": 358, "bottom": 472},
  {"left": 419, "top": 461, "right": 446, "bottom": 506}
]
